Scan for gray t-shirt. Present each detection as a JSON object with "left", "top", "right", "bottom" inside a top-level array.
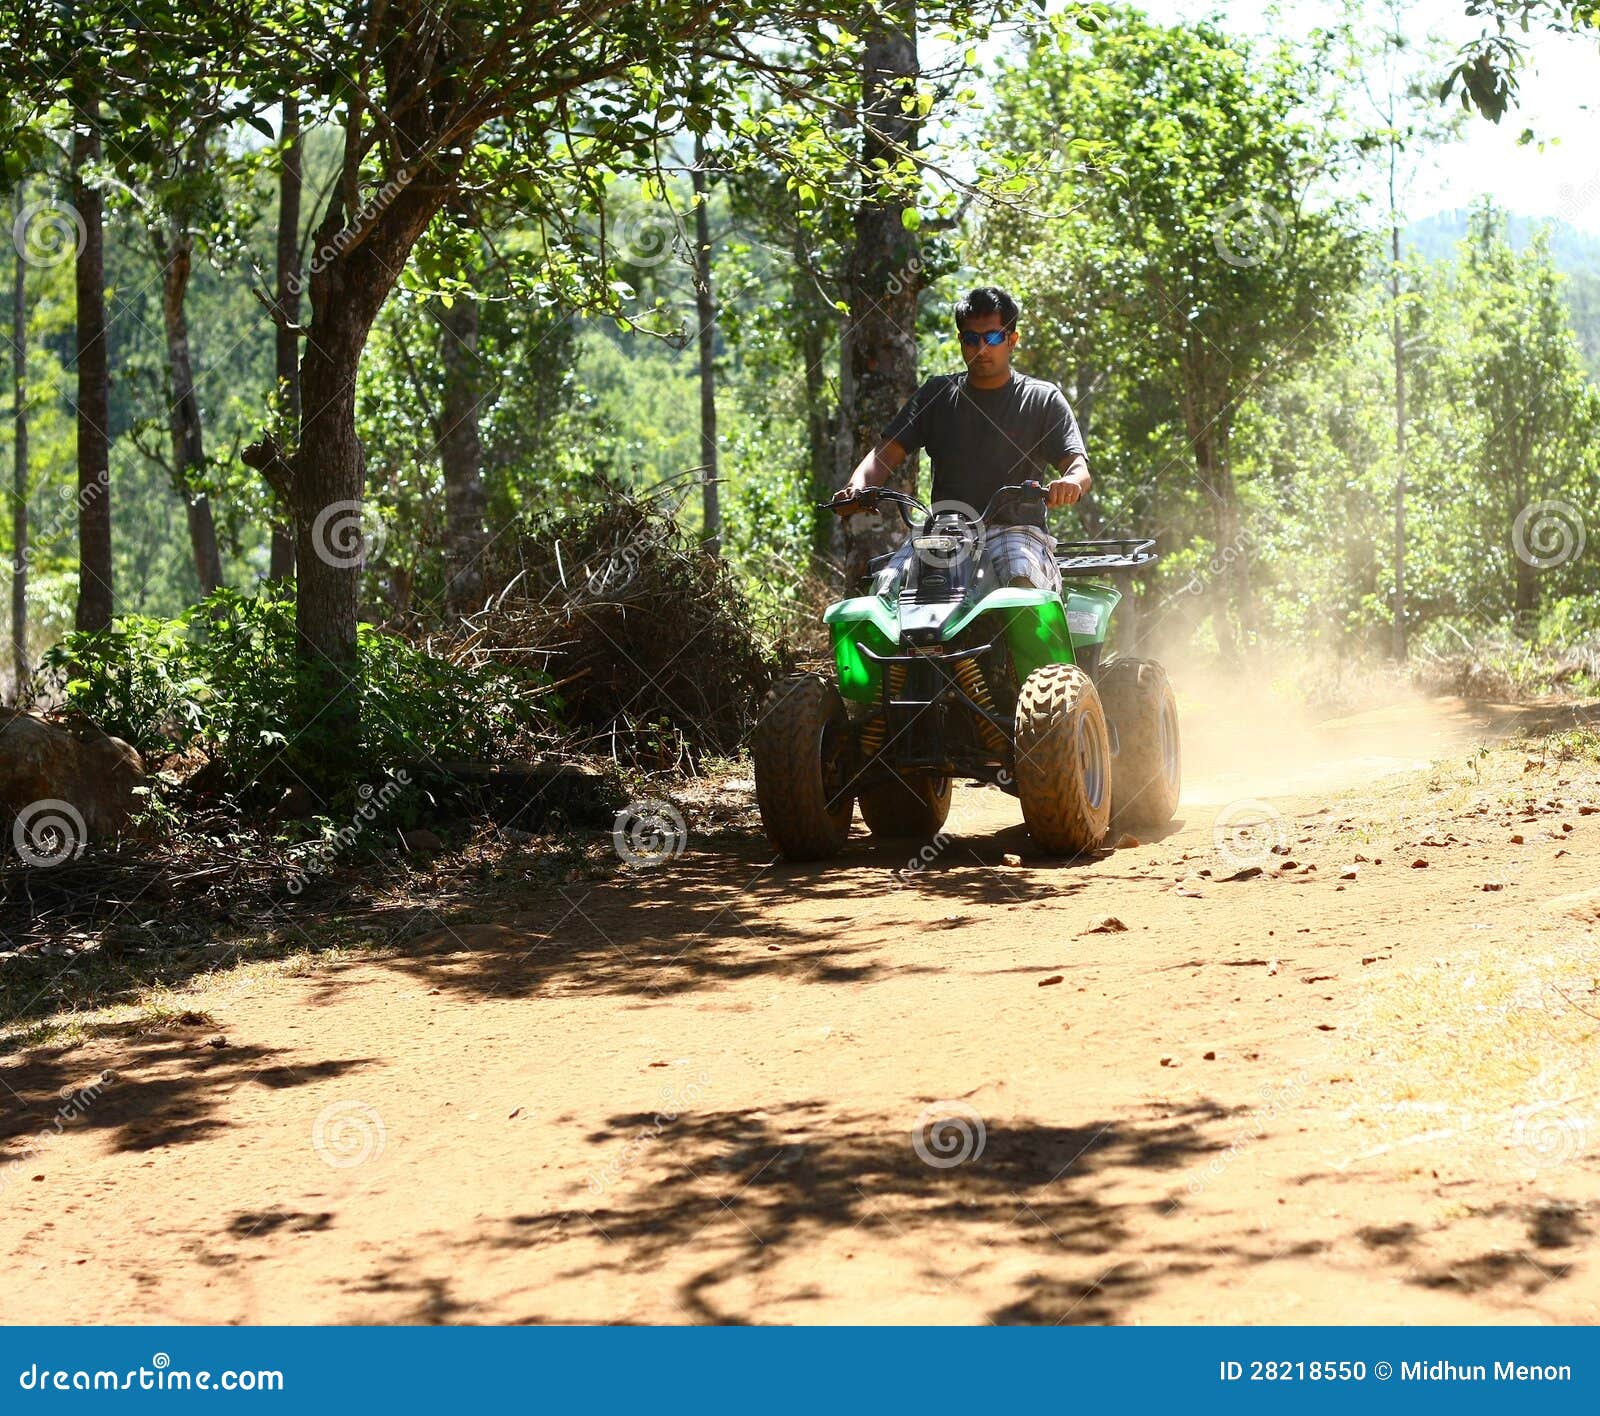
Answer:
[{"left": 881, "top": 370, "right": 1087, "bottom": 528}]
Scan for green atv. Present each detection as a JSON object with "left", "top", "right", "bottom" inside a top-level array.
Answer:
[{"left": 753, "top": 481, "right": 1180, "bottom": 861}]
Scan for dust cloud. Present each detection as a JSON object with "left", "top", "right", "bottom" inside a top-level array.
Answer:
[{"left": 1159, "top": 652, "right": 1522, "bottom": 807}]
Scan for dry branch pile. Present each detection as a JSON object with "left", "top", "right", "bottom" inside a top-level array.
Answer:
[{"left": 457, "top": 482, "right": 778, "bottom": 767}]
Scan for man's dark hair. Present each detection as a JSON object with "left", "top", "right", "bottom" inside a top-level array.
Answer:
[{"left": 954, "top": 285, "right": 1019, "bottom": 332}]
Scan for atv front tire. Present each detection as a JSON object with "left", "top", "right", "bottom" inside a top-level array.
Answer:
[
  {"left": 753, "top": 674, "right": 855, "bottom": 861},
  {"left": 859, "top": 772, "right": 952, "bottom": 840},
  {"left": 1013, "top": 663, "right": 1112, "bottom": 856},
  {"left": 1098, "top": 657, "right": 1181, "bottom": 830}
]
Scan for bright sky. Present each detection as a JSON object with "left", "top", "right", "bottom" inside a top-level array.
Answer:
[{"left": 1138, "top": 0, "right": 1600, "bottom": 232}]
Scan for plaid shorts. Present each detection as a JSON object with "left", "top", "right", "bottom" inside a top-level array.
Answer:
[{"left": 979, "top": 525, "right": 1062, "bottom": 594}]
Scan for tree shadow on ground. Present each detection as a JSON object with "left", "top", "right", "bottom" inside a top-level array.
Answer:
[
  {"left": 284, "top": 807, "right": 1149, "bottom": 1010},
  {"left": 3, "top": 790, "right": 1146, "bottom": 1040},
  {"left": 359, "top": 1097, "right": 1266, "bottom": 1324},
  {"left": 0, "top": 1029, "right": 377, "bottom": 1155},
  {"left": 1353, "top": 1197, "right": 1595, "bottom": 1300}
]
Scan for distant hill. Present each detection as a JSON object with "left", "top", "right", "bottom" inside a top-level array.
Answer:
[
  {"left": 1405, "top": 210, "right": 1600, "bottom": 375},
  {"left": 1404, "top": 208, "right": 1600, "bottom": 269}
]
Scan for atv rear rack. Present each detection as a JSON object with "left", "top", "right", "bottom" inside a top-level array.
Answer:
[{"left": 1053, "top": 537, "right": 1156, "bottom": 576}]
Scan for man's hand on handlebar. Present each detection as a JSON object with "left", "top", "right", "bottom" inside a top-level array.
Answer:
[
  {"left": 829, "top": 485, "right": 877, "bottom": 516},
  {"left": 1045, "top": 466, "right": 1090, "bottom": 509}
]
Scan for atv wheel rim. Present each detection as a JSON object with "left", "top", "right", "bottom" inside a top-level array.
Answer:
[
  {"left": 1159, "top": 697, "right": 1179, "bottom": 788},
  {"left": 1076, "top": 714, "right": 1106, "bottom": 811},
  {"left": 820, "top": 719, "right": 850, "bottom": 812}
]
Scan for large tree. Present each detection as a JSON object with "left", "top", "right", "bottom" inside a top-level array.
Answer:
[
  {"left": 1451, "top": 207, "right": 1600, "bottom": 629},
  {"left": 980, "top": 14, "right": 1363, "bottom": 659},
  {"left": 222, "top": 0, "right": 987, "bottom": 760}
]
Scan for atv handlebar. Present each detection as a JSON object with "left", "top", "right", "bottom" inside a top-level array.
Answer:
[
  {"left": 821, "top": 481, "right": 1047, "bottom": 530},
  {"left": 820, "top": 486, "right": 927, "bottom": 529}
]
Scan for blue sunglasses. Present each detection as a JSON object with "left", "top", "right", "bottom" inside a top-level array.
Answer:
[{"left": 958, "top": 329, "right": 1010, "bottom": 347}]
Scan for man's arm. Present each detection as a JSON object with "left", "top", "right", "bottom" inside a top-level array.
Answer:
[
  {"left": 1042, "top": 382, "right": 1090, "bottom": 508},
  {"left": 1047, "top": 454, "right": 1091, "bottom": 508},
  {"left": 832, "top": 378, "right": 931, "bottom": 511},
  {"left": 847, "top": 439, "right": 909, "bottom": 492}
]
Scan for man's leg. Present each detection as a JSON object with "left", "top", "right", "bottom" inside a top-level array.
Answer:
[{"left": 985, "top": 526, "right": 1063, "bottom": 595}]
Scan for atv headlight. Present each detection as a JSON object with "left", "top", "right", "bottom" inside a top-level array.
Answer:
[{"left": 912, "top": 534, "right": 961, "bottom": 555}]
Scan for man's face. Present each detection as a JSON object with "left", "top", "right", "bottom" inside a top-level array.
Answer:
[{"left": 957, "top": 312, "right": 1017, "bottom": 377}]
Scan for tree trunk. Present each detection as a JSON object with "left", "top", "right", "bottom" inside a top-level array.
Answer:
[
  {"left": 781, "top": 210, "right": 835, "bottom": 555},
  {"left": 1389, "top": 184, "right": 1408, "bottom": 660},
  {"left": 10, "top": 185, "right": 28, "bottom": 702},
  {"left": 432, "top": 276, "right": 488, "bottom": 619},
  {"left": 270, "top": 93, "right": 302, "bottom": 584},
  {"left": 692, "top": 129, "right": 720, "bottom": 555},
  {"left": 71, "top": 87, "right": 113, "bottom": 634},
  {"left": 289, "top": 147, "right": 461, "bottom": 758},
  {"left": 840, "top": 0, "right": 921, "bottom": 585},
  {"left": 1193, "top": 421, "right": 1243, "bottom": 664},
  {"left": 292, "top": 312, "right": 369, "bottom": 749},
  {"left": 797, "top": 285, "right": 831, "bottom": 494},
  {"left": 157, "top": 226, "right": 224, "bottom": 596},
  {"left": 1512, "top": 475, "right": 1538, "bottom": 631}
]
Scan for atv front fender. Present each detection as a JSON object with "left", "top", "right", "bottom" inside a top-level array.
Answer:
[
  {"left": 945, "top": 584, "right": 1121, "bottom": 684},
  {"left": 822, "top": 581, "right": 1121, "bottom": 704},
  {"left": 823, "top": 596, "right": 900, "bottom": 702}
]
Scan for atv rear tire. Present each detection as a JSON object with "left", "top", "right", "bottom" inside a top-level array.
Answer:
[
  {"left": 753, "top": 674, "right": 855, "bottom": 861},
  {"left": 1013, "top": 663, "right": 1111, "bottom": 856},
  {"left": 1098, "top": 656, "right": 1181, "bottom": 830},
  {"left": 859, "top": 773, "right": 952, "bottom": 839}
]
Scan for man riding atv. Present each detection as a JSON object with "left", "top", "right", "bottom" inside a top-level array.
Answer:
[
  {"left": 831, "top": 284, "right": 1093, "bottom": 597},
  {"left": 750, "top": 284, "right": 1179, "bottom": 864}
]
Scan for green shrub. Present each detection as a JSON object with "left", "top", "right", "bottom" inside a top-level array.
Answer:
[{"left": 36, "top": 586, "right": 552, "bottom": 800}]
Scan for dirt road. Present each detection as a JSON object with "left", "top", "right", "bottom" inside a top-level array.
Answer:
[{"left": 3, "top": 694, "right": 1599, "bottom": 1324}]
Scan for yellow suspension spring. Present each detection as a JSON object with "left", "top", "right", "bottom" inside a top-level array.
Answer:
[
  {"left": 858, "top": 663, "right": 907, "bottom": 758},
  {"left": 954, "top": 658, "right": 1008, "bottom": 753}
]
